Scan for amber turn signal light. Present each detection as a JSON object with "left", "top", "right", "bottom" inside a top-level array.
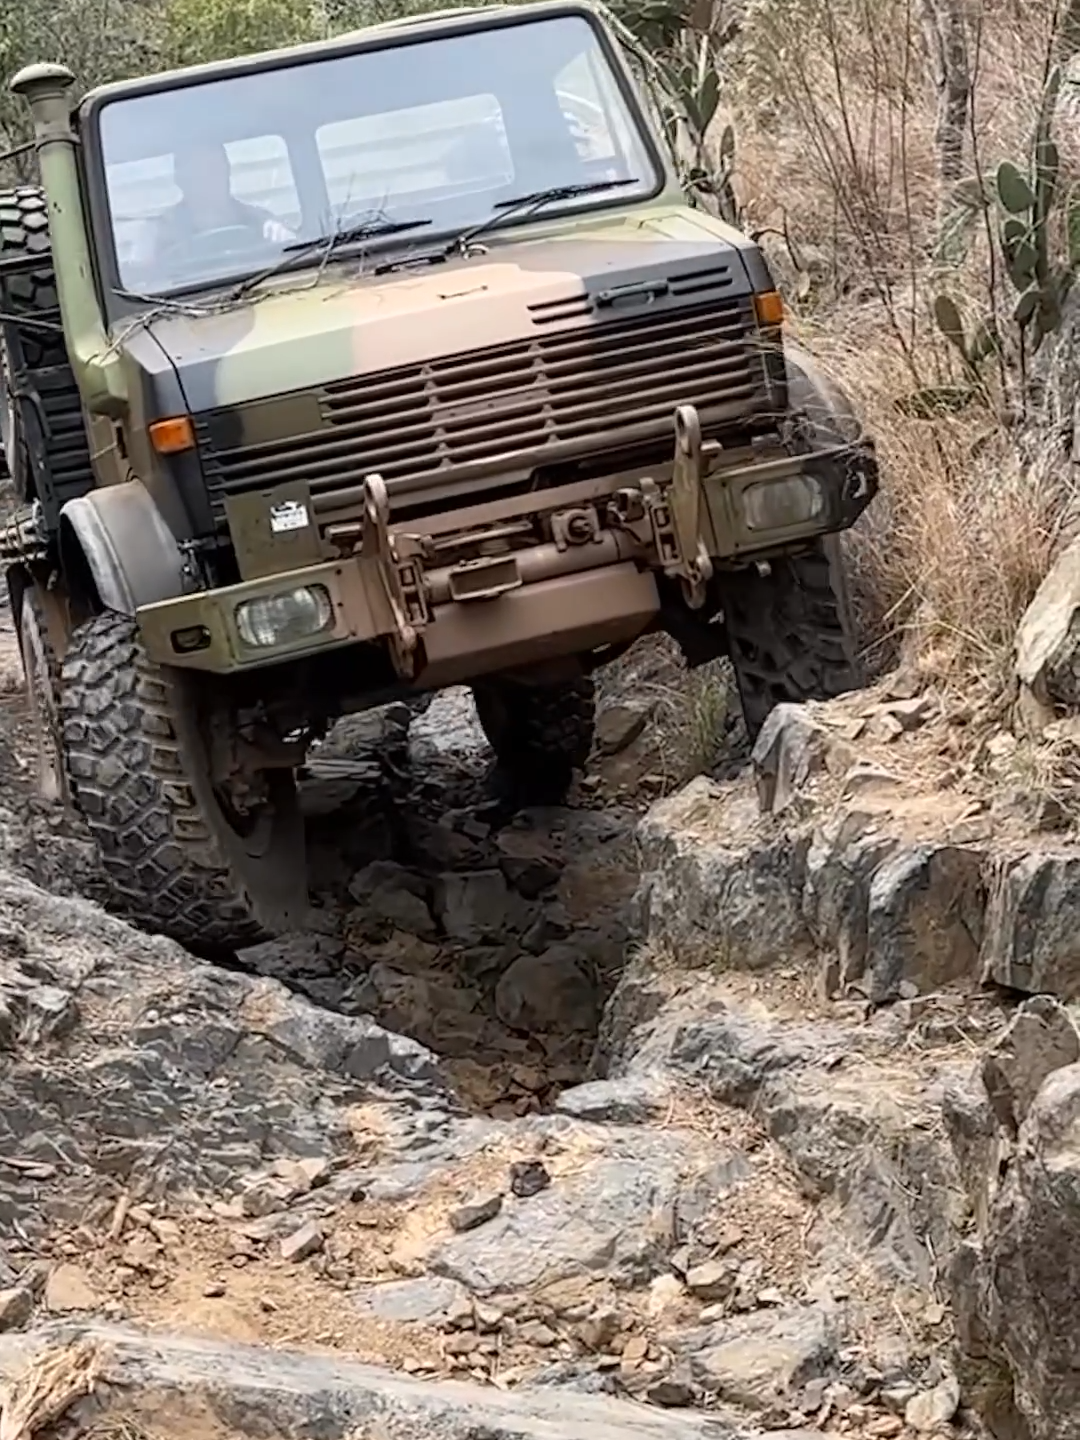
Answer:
[
  {"left": 753, "top": 290, "right": 785, "bottom": 328},
  {"left": 148, "top": 416, "right": 196, "bottom": 454}
]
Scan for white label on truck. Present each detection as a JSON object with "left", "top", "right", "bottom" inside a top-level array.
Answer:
[{"left": 269, "top": 500, "right": 310, "bottom": 534}]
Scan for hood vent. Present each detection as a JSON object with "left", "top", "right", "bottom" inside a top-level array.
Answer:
[
  {"left": 196, "top": 293, "right": 766, "bottom": 525},
  {"left": 528, "top": 292, "right": 595, "bottom": 325},
  {"left": 668, "top": 263, "right": 736, "bottom": 299},
  {"left": 527, "top": 259, "right": 737, "bottom": 328}
]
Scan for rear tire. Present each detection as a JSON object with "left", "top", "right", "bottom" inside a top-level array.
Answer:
[
  {"left": 716, "top": 537, "right": 862, "bottom": 740},
  {"left": 472, "top": 673, "right": 595, "bottom": 804},
  {"left": 0, "top": 186, "right": 93, "bottom": 510},
  {"left": 59, "top": 611, "right": 306, "bottom": 952}
]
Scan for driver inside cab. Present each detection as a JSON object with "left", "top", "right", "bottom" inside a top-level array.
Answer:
[{"left": 128, "top": 140, "right": 295, "bottom": 283}]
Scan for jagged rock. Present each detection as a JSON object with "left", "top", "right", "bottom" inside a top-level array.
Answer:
[
  {"left": 450, "top": 1192, "right": 504, "bottom": 1232},
  {"left": 942, "top": 1070, "right": 1002, "bottom": 1235},
  {"left": 880, "top": 695, "right": 936, "bottom": 731},
  {"left": 596, "top": 702, "right": 650, "bottom": 756},
  {"left": 352, "top": 1276, "right": 469, "bottom": 1322},
  {"left": 981, "top": 852, "right": 1080, "bottom": 999},
  {"left": 600, "top": 973, "right": 965, "bottom": 1290},
  {"left": 802, "top": 810, "right": 901, "bottom": 993},
  {"left": 298, "top": 756, "right": 387, "bottom": 818},
  {"left": 494, "top": 831, "right": 564, "bottom": 898},
  {"left": 435, "top": 870, "right": 534, "bottom": 941},
  {"left": 508, "top": 1159, "right": 550, "bottom": 1198},
  {"left": 407, "top": 686, "right": 489, "bottom": 774},
  {"left": 1015, "top": 534, "right": 1080, "bottom": 709},
  {"left": 494, "top": 945, "right": 599, "bottom": 1033},
  {"left": 981, "top": 995, "right": 1080, "bottom": 1137},
  {"left": 0, "top": 866, "right": 451, "bottom": 1238},
  {"left": 0, "top": 1287, "right": 31, "bottom": 1331},
  {"left": 404, "top": 813, "right": 486, "bottom": 871},
  {"left": 0, "top": 1321, "right": 822, "bottom": 1439},
  {"left": 863, "top": 843, "right": 985, "bottom": 1003},
  {"left": 350, "top": 962, "right": 484, "bottom": 1054},
  {"left": 684, "top": 1259, "right": 736, "bottom": 1302},
  {"left": 555, "top": 1075, "right": 670, "bottom": 1124},
  {"left": 313, "top": 704, "right": 413, "bottom": 762},
  {"left": 904, "top": 1373, "right": 960, "bottom": 1432},
  {"left": 753, "top": 703, "right": 846, "bottom": 816},
  {"left": 43, "top": 1264, "right": 97, "bottom": 1313},
  {"left": 348, "top": 861, "right": 435, "bottom": 939},
  {"left": 682, "top": 1303, "right": 837, "bottom": 1409},
  {"left": 961, "top": 1061, "right": 1080, "bottom": 1440},
  {"left": 280, "top": 1221, "right": 323, "bottom": 1262},
  {"left": 632, "top": 776, "right": 812, "bottom": 969},
  {"left": 428, "top": 1124, "right": 709, "bottom": 1296},
  {"left": 238, "top": 931, "right": 347, "bottom": 984},
  {"left": 803, "top": 807, "right": 988, "bottom": 1002}
]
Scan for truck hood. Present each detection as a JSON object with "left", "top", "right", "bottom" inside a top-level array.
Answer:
[{"left": 131, "top": 207, "right": 762, "bottom": 415}]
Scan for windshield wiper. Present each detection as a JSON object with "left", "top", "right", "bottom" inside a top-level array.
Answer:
[
  {"left": 448, "top": 178, "right": 641, "bottom": 255},
  {"left": 226, "top": 217, "right": 434, "bottom": 301},
  {"left": 281, "top": 216, "right": 433, "bottom": 254}
]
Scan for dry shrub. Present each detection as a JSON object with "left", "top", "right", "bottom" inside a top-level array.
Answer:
[
  {"left": 726, "top": 0, "right": 1079, "bottom": 698},
  {"left": 813, "top": 319, "right": 1080, "bottom": 690}
]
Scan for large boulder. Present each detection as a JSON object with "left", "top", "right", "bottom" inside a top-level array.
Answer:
[
  {"left": 630, "top": 696, "right": 1080, "bottom": 1004},
  {"left": 943, "top": 1002, "right": 1080, "bottom": 1440},
  {"left": 978, "top": 1063, "right": 1080, "bottom": 1440},
  {"left": 0, "top": 1321, "right": 823, "bottom": 1440},
  {"left": 1015, "top": 535, "right": 1080, "bottom": 711}
]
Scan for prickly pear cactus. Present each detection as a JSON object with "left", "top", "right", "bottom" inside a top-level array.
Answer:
[
  {"left": 934, "top": 57, "right": 1080, "bottom": 368},
  {"left": 599, "top": 0, "right": 741, "bottom": 225}
]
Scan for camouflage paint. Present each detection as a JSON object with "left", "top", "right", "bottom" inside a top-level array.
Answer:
[
  {"left": 143, "top": 206, "right": 762, "bottom": 414},
  {"left": 9, "top": 0, "right": 879, "bottom": 688}
]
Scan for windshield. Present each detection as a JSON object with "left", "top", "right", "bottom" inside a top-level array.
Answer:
[{"left": 94, "top": 13, "right": 661, "bottom": 298}]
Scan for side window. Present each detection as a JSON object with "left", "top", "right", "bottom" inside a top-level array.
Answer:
[
  {"left": 223, "top": 136, "right": 301, "bottom": 230},
  {"left": 105, "top": 154, "right": 175, "bottom": 271},
  {"left": 554, "top": 45, "right": 650, "bottom": 179},
  {"left": 316, "top": 96, "right": 514, "bottom": 219},
  {"left": 623, "top": 50, "right": 677, "bottom": 160},
  {"left": 104, "top": 135, "right": 300, "bottom": 268}
]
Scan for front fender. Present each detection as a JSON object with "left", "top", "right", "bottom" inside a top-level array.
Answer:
[
  {"left": 60, "top": 482, "right": 187, "bottom": 615},
  {"left": 784, "top": 340, "right": 870, "bottom": 451}
]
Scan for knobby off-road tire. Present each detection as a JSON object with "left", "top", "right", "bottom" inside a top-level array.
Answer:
[
  {"left": 59, "top": 611, "right": 306, "bottom": 953},
  {"left": 472, "top": 673, "right": 596, "bottom": 804},
  {"left": 715, "top": 536, "right": 863, "bottom": 741},
  {"left": 0, "top": 187, "right": 66, "bottom": 371},
  {"left": 0, "top": 187, "right": 92, "bottom": 496}
]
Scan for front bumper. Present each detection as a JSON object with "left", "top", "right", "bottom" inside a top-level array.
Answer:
[{"left": 136, "top": 405, "right": 878, "bottom": 679}]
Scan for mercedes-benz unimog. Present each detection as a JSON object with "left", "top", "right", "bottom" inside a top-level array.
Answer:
[{"left": 0, "top": 1, "right": 878, "bottom": 952}]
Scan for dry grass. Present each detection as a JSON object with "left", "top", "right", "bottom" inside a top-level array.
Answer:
[
  {"left": 726, "top": 0, "right": 1080, "bottom": 705},
  {"left": 811, "top": 320, "right": 1080, "bottom": 693}
]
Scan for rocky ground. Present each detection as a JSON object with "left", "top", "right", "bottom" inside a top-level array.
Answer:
[{"left": 0, "top": 589, "right": 1075, "bottom": 1440}]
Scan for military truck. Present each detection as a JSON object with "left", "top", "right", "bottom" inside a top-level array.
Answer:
[{"left": 0, "top": 0, "right": 877, "bottom": 951}]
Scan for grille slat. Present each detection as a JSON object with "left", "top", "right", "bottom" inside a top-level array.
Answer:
[{"left": 198, "top": 297, "right": 767, "bottom": 515}]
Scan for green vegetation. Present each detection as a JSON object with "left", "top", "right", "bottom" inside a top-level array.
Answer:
[{"left": 0, "top": 0, "right": 739, "bottom": 224}]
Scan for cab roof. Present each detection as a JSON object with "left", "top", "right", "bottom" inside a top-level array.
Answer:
[{"left": 79, "top": 0, "right": 605, "bottom": 108}]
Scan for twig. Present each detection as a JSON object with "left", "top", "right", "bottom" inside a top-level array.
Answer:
[{"left": 0, "top": 1339, "right": 106, "bottom": 1440}]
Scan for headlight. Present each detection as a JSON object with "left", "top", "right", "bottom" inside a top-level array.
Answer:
[
  {"left": 742, "top": 474, "right": 825, "bottom": 531},
  {"left": 235, "top": 585, "right": 334, "bottom": 648}
]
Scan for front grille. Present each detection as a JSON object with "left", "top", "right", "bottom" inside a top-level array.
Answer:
[{"left": 197, "top": 296, "right": 768, "bottom": 518}]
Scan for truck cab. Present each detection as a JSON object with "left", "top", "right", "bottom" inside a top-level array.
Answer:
[{"left": 0, "top": 1, "right": 877, "bottom": 952}]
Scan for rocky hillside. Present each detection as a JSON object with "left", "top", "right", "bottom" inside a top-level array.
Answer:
[{"left": 1, "top": 548, "right": 1080, "bottom": 1440}]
